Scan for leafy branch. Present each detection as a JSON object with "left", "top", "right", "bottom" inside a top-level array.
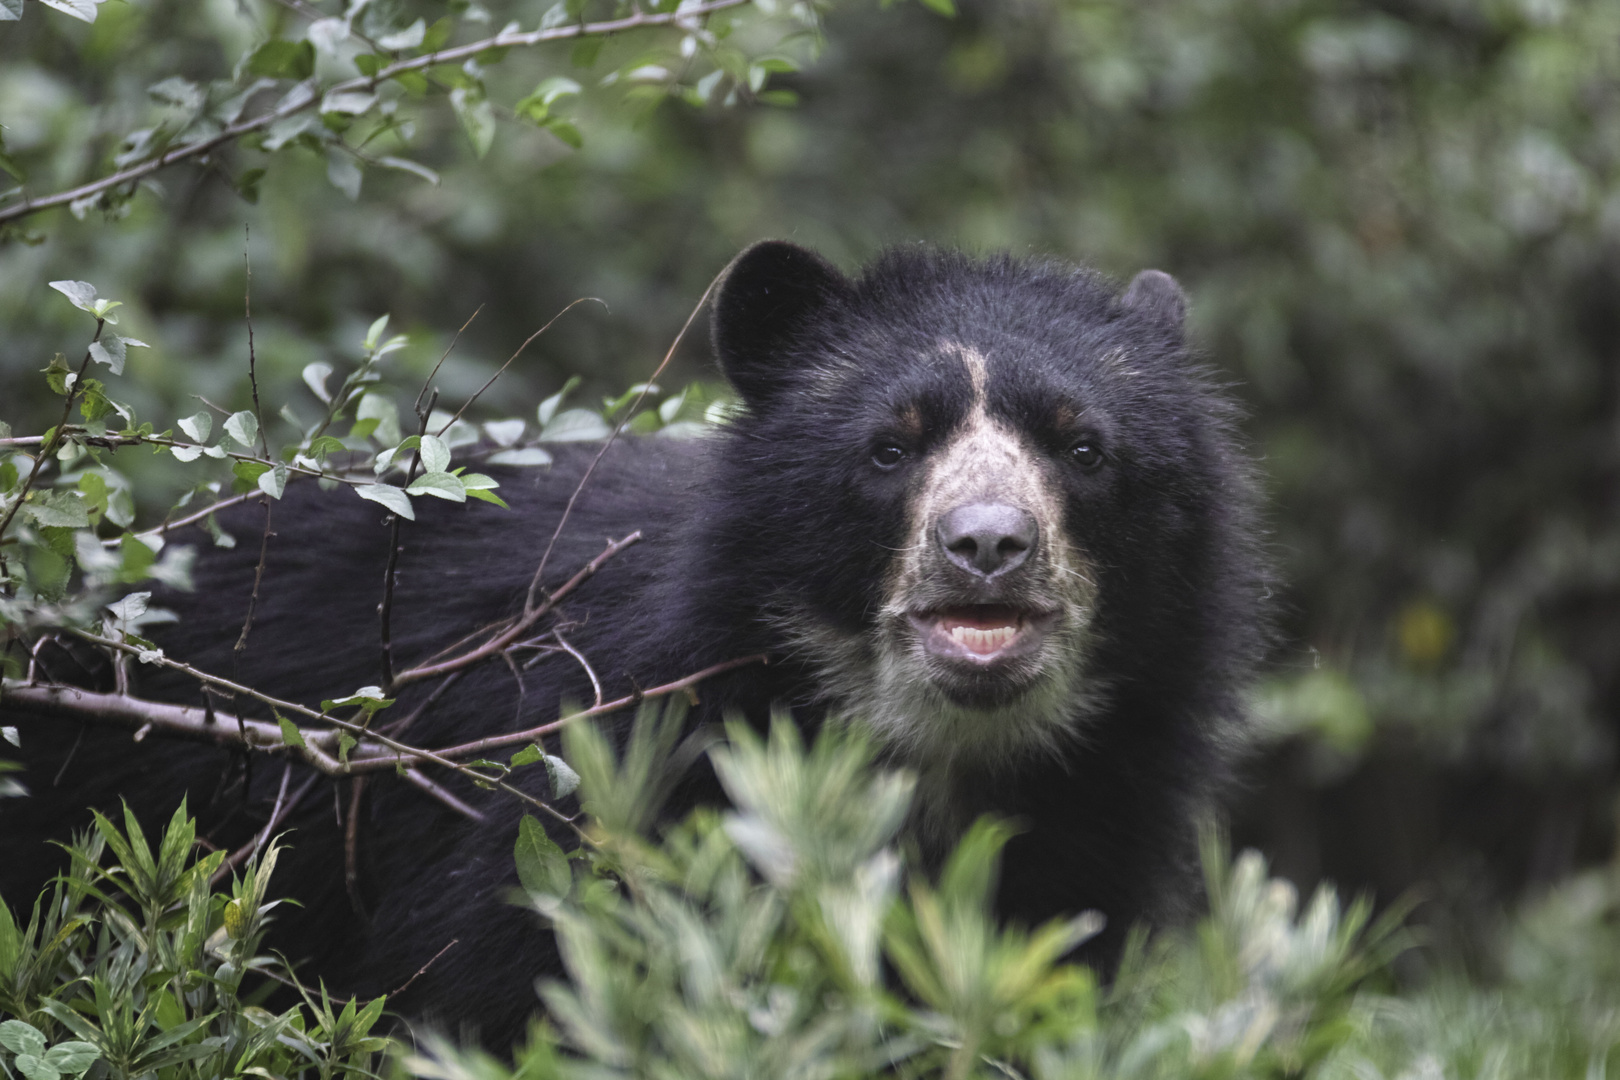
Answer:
[{"left": 0, "top": 0, "right": 756, "bottom": 226}]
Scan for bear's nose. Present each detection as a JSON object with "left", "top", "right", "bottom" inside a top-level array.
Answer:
[{"left": 936, "top": 503, "right": 1038, "bottom": 578}]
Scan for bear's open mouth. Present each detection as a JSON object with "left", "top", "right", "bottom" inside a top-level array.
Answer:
[{"left": 908, "top": 605, "right": 1058, "bottom": 665}]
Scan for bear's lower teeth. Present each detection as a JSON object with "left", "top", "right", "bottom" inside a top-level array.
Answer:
[{"left": 949, "top": 624, "right": 1017, "bottom": 654}]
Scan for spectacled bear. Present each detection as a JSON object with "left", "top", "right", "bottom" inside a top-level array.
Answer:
[{"left": 0, "top": 242, "right": 1268, "bottom": 1047}]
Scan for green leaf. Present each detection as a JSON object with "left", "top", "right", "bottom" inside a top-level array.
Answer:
[
  {"left": 231, "top": 459, "right": 271, "bottom": 492},
  {"left": 543, "top": 119, "right": 583, "bottom": 149},
  {"left": 48, "top": 280, "right": 98, "bottom": 313},
  {"left": 327, "top": 149, "right": 362, "bottom": 200},
  {"left": 177, "top": 411, "right": 212, "bottom": 443},
  {"left": 22, "top": 489, "right": 90, "bottom": 528},
  {"left": 354, "top": 482, "right": 414, "bottom": 519},
  {"left": 42, "top": 1041, "right": 99, "bottom": 1077},
  {"left": 418, "top": 434, "right": 451, "bottom": 473},
  {"left": 466, "top": 488, "right": 509, "bottom": 508},
  {"left": 914, "top": 0, "right": 955, "bottom": 13},
  {"left": 245, "top": 39, "right": 315, "bottom": 79},
  {"left": 544, "top": 754, "right": 580, "bottom": 799},
  {"left": 36, "top": 0, "right": 100, "bottom": 22},
  {"left": 278, "top": 716, "right": 306, "bottom": 748},
  {"left": 224, "top": 409, "right": 259, "bottom": 449},
  {"left": 539, "top": 408, "right": 612, "bottom": 443},
  {"left": 449, "top": 87, "right": 495, "bottom": 158},
  {"left": 406, "top": 471, "right": 465, "bottom": 501},
  {"left": 0, "top": 1021, "right": 47, "bottom": 1058},
  {"left": 338, "top": 732, "right": 357, "bottom": 764},
  {"left": 322, "top": 686, "right": 395, "bottom": 713},
  {"left": 87, "top": 335, "right": 126, "bottom": 375},
  {"left": 514, "top": 815, "right": 570, "bottom": 900},
  {"left": 509, "top": 743, "right": 543, "bottom": 767},
  {"left": 257, "top": 462, "right": 288, "bottom": 499}
]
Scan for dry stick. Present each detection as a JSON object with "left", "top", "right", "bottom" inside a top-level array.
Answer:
[
  {"left": 391, "top": 531, "right": 641, "bottom": 689},
  {"left": 399, "top": 768, "right": 486, "bottom": 821},
  {"left": 0, "top": 651, "right": 764, "bottom": 777},
  {"left": 0, "top": 0, "right": 752, "bottom": 227},
  {"left": 0, "top": 325, "right": 102, "bottom": 546},
  {"left": 525, "top": 271, "right": 724, "bottom": 611},
  {"left": 379, "top": 653, "right": 768, "bottom": 766},
  {"left": 236, "top": 235, "right": 275, "bottom": 653}
]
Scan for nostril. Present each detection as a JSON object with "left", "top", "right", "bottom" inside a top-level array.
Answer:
[{"left": 937, "top": 503, "right": 1040, "bottom": 577}]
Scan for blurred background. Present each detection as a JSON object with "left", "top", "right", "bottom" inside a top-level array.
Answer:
[{"left": 3, "top": 0, "right": 1617, "bottom": 976}]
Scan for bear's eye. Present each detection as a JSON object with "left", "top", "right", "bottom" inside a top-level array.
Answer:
[
  {"left": 1071, "top": 440, "right": 1105, "bottom": 471},
  {"left": 871, "top": 444, "right": 907, "bottom": 469}
]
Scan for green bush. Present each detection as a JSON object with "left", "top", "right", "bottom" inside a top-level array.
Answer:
[{"left": 8, "top": 708, "right": 1620, "bottom": 1078}]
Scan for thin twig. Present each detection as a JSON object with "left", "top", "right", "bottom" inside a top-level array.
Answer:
[
  {"left": 388, "top": 938, "right": 459, "bottom": 998},
  {"left": 400, "top": 768, "right": 486, "bottom": 821},
  {"left": 390, "top": 653, "right": 768, "bottom": 764},
  {"left": 0, "top": 0, "right": 751, "bottom": 226},
  {"left": 236, "top": 235, "right": 275, "bottom": 654},
  {"left": 434, "top": 297, "right": 604, "bottom": 437},
  {"left": 525, "top": 270, "right": 723, "bottom": 609},
  {"left": 551, "top": 631, "right": 603, "bottom": 708},
  {"left": 211, "top": 764, "right": 317, "bottom": 885},
  {"left": 392, "top": 532, "right": 641, "bottom": 688},
  {"left": 375, "top": 670, "right": 462, "bottom": 738}
]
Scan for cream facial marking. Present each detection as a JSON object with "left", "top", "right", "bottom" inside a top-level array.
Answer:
[{"left": 770, "top": 340, "right": 1104, "bottom": 777}]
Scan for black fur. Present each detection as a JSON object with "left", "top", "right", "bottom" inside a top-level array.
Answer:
[{"left": 0, "top": 243, "right": 1268, "bottom": 1047}]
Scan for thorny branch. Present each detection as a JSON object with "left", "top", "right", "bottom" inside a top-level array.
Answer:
[{"left": 0, "top": 0, "right": 753, "bottom": 227}]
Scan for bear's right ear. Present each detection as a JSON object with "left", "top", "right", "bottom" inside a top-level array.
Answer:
[{"left": 712, "top": 240, "right": 851, "bottom": 409}]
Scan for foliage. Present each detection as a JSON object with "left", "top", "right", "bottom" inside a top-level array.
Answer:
[
  {"left": 0, "top": 804, "right": 388, "bottom": 1080},
  {"left": 411, "top": 710, "right": 1620, "bottom": 1079},
  {"left": 8, "top": 708, "right": 1620, "bottom": 1079}
]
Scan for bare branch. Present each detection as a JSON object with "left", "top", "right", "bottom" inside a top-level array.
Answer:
[
  {"left": 391, "top": 531, "right": 641, "bottom": 688},
  {"left": 0, "top": 0, "right": 752, "bottom": 227},
  {"left": 400, "top": 768, "right": 486, "bottom": 822}
]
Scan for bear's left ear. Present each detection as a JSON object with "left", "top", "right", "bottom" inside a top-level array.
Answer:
[
  {"left": 712, "top": 240, "right": 851, "bottom": 409},
  {"left": 1115, "top": 269, "right": 1187, "bottom": 331}
]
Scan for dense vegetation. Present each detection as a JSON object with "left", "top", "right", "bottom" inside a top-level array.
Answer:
[{"left": 3, "top": 0, "right": 1619, "bottom": 1072}]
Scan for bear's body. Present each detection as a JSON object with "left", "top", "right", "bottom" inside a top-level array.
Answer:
[{"left": 1, "top": 244, "right": 1268, "bottom": 1047}]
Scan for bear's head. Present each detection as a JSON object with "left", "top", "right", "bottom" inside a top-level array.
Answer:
[{"left": 707, "top": 241, "right": 1253, "bottom": 774}]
